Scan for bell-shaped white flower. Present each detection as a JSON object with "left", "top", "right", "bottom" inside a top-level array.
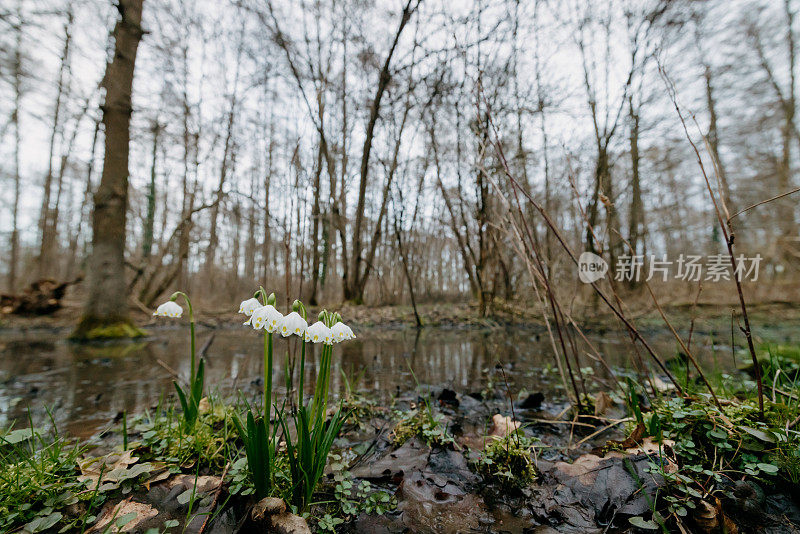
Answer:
[
  {"left": 248, "top": 305, "right": 267, "bottom": 329},
  {"left": 153, "top": 301, "right": 183, "bottom": 318},
  {"left": 330, "top": 322, "right": 355, "bottom": 343},
  {"left": 304, "top": 321, "right": 332, "bottom": 344},
  {"left": 238, "top": 297, "right": 261, "bottom": 316},
  {"left": 249, "top": 304, "right": 283, "bottom": 333},
  {"left": 280, "top": 311, "right": 307, "bottom": 337}
]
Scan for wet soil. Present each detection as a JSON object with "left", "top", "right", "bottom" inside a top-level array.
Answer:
[{"left": 79, "top": 382, "right": 800, "bottom": 533}]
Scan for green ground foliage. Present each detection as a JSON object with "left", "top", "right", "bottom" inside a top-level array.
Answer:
[
  {"left": 0, "top": 426, "right": 100, "bottom": 533},
  {"left": 391, "top": 407, "right": 456, "bottom": 448},
  {"left": 474, "top": 431, "right": 538, "bottom": 491},
  {"left": 620, "top": 344, "right": 800, "bottom": 531}
]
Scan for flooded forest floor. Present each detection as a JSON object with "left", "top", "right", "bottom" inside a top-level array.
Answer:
[
  {"left": 4, "top": 298, "right": 800, "bottom": 333},
  {"left": 2, "top": 299, "right": 800, "bottom": 533}
]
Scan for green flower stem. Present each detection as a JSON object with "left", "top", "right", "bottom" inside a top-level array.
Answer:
[
  {"left": 311, "top": 348, "right": 323, "bottom": 424},
  {"left": 189, "top": 322, "right": 196, "bottom": 383},
  {"left": 311, "top": 343, "right": 333, "bottom": 428},
  {"left": 253, "top": 286, "right": 275, "bottom": 487},
  {"left": 298, "top": 340, "right": 306, "bottom": 409},
  {"left": 254, "top": 287, "right": 273, "bottom": 424},
  {"left": 265, "top": 332, "right": 273, "bottom": 422},
  {"left": 170, "top": 291, "right": 195, "bottom": 383},
  {"left": 321, "top": 344, "right": 332, "bottom": 420}
]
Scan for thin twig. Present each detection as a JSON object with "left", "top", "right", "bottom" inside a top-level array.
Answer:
[
  {"left": 529, "top": 418, "right": 597, "bottom": 429},
  {"left": 728, "top": 186, "right": 800, "bottom": 221},
  {"left": 156, "top": 359, "right": 180, "bottom": 379},
  {"left": 199, "top": 333, "right": 215, "bottom": 359},
  {"left": 574, "top": 418, "right": 631, "bottom": 447}
]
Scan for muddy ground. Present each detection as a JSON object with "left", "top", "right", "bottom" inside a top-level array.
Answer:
[{"left": 81, "top": 382, "right": 800, "bottom": 534}]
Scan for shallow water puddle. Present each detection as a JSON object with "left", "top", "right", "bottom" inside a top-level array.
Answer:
[{"left": 0, "top": 323, "right": 794, "bottom": 436}]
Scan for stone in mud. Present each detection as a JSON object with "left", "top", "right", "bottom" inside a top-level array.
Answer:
[
  {"left": 467, "top": 391, "right": 484, "bottom": 402},
  {"left": 351, "top": 437, "right": 430, "bottom": 482},
  {"left": 527, "top": 485, "right": 603, "bottom": 533},
  {"left": 551, "top": 453, "right": 663, "bottom": 516},
  {"left": 489, "top": 413, "right": 520, "bottom": 438},
  {"left": 354, "top": 431, "right": 487, "bottom": 533},
  {"left": 720, "top": 480, "right": 800, "bottom": 534},
  {"left": 435, "top": 388, "right": 458, "bottom": 407},
  {"left": 251, "top": 497, "right": 287, "bottom": 518},
  {"left": 426, "top": 446, "right": 477, "bottom": 486},
  {"left": 269, "top": 514, "right": 312, "bottom": 534},
  {"left": 517, "top": 392, "right": 545, "bottom": 410},
  {"left": 529, "top": 452, "right": 667, "bottom": 532},
  {"left": 398, "top": 470, "right": 488, "bottom": 533},
  {"left": 458, "top": 392, "right": 483, "bottom": 412},
  {"left": 250, "top": 497, "right": 311, "bottom": 534},
  {"left": 87, "top": 498, "right": 158, "bottom": 533}
]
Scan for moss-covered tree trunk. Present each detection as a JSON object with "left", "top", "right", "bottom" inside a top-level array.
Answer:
[{"left": 73, "top": 0, "right": 145, "bottom": 340}]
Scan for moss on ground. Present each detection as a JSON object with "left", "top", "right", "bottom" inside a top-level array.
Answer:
[{"left": 70, "top": 317, "right": 146, "bottom": 340}]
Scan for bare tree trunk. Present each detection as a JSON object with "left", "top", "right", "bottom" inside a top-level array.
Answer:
[
  {"left": 703, "top": 64, "right": 733, "bottom": 213},
  {"left": 308, "top": 130, "right": 324, "bottom": 304},
  {"left": 66, "top": 118, "right": 101, "bottom": 280},
  {"left": 204, "top": 32, "right": 243, "bottom": 277},
  {"left": 205, "top": 105, "right": 236, "bottom": 275},
  {"left": 36, "top": 6, "right": 73, "bottom": 279},
  {"left": 475, "top": 110, "right": 492, "bottom": 316},
  {"left": 177, "top": 42, "right": 192, "bottom": 290},
  {"left": 355, "top": 96, "right": 413, "bottom": 300},
  {"left": 628, "top": 95, "right": 645, "bottom": 261},
  {"left": 532, "top": 0, "right": 553, "bottom": 268},
  {"left": 432, "top": 120, "right": 479, "bottom": 297},
  {"left": 393, "top": 164, "right": 423, "bottom": 326},
  {"left": 8, "top": 13, "right": 22, "bottom": 291},
  {"left": 780, "top": 0, "right": 799, "bottom": 260},
  {"left": 74, "top": 0, "right": 145, "bottom": 339},
  {"left": 46, "top": 100, "right": 92, "bottom": 280},
  {"left": 262, "top": 119, "right": 274, "bottom": 282},
  {"left": 244, "top": 171, "right": 257, "bottom": 280},
  {"left": 752, "top": 0, "right": 799, "bottom": 263},
  {"left": 232, "top": 199, "right": 242, "bottom": 281},
  {"left": 346, "top": 0, "right": 418, "bottom": 303},
  {"left": 142, "top": 120, "right": 160, "bottom": 262}
]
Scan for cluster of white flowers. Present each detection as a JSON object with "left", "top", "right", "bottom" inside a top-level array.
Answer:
[
  {"left": 153, "top": 301, "right": 183, "bottom": 318},
  {"left": 247, "top": 304, "right": 283, "bottom": 333},
  {"left": 237, "top": 296, "right": 355, "bottom": 345}
]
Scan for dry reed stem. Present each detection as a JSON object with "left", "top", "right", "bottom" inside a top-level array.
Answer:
[
  {"left": 477, "top": 84, "right": 683, "bottom": 396},
  {"left": 659, "top": 64, "right": 764, "bottom": 416}
]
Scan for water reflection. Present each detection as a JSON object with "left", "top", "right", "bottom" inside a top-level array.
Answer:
[{"left": 0, "top": 324, "right": 791, "bottom": 438}]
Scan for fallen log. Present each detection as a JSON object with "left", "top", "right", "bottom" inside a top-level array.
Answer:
[{"left": 0, "top": 277, "right": 82, "bottom": 315}]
